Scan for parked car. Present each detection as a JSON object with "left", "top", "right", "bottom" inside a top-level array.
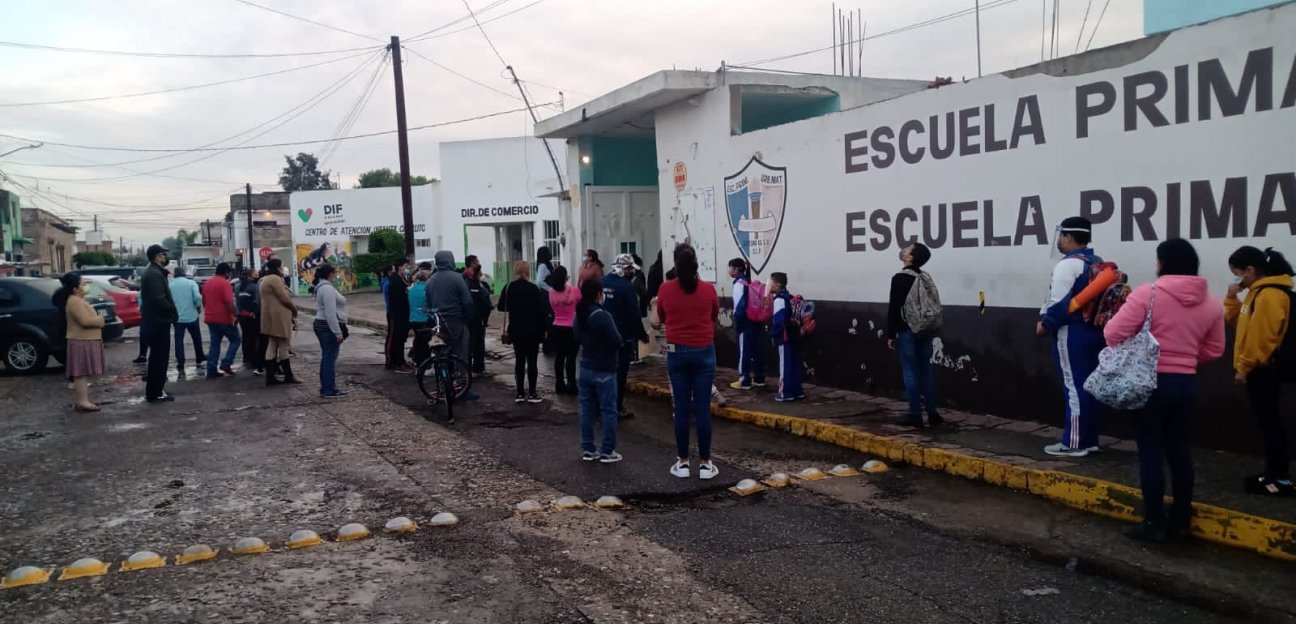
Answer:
[
  {"left": 74, "top": 266, "right": 139, "bottom": 281},
  {"left": 83, "top": 274, "right": 139, "bottom": 291},
  {"left": 192, "top": 266, "right": 217, "bottom": 287},
  {"left": 0, "top": 277, "right": 123, "bottom": 375},
  {"left": 83, "top": 280, "right": 141, "bottom": 329}
]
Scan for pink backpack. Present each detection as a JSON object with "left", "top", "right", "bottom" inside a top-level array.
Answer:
[{"left": 744, "top": 279, "right": 773, "bottom": 323}]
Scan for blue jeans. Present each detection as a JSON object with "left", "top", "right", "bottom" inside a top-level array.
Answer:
[
  {"left": 737, "top": 324, "right": 766, "bottom": 385},
  {"left": 315, "top": 323, "right": 341, "bottom": 395},
  {"left": 1136, "top": 373, "right": 1196, "bottom": 525},
  {"left": 896, "top": 330, "right": 938, "bottom": 417},
  {"left": 579, "top": 366, "right": 618, "bottom": 454},
  {"left": 173, "top": 320, "right": 205, "bottom": 366},
  {"left": 206, "top": 323, "right": 242, "bottom": 376},
  {"left": 666, "top": 344, "right": 716, "bottom": 460}
]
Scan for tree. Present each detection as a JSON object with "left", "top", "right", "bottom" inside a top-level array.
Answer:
[
  {"left": 72, "top": 251, "right": 117, "bottom": 268},
  {"left": 279, "top": 152, "right": 334, "bottom": 192},
  {"left": 159, "top": 229, "right": 198, "bottom": 261},
  {"left": 125, "top": 254, "right": 148, "bottom": 267},
  {"left": 355, "top": 168, "right": 435, "bottom": 188},
  {"left": 352, "top": 228, "right": 407, "bottom": 278}
]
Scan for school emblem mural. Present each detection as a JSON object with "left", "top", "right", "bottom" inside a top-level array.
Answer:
[{"left": 724, "top": 156, "right": 786, "bottom": 275}]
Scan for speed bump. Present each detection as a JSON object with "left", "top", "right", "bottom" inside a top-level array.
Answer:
[
  {"left": 58, "top": 558, "right": 109, "bottom": 581},
  {"left": 515, "top": 500, "right": 546, "bottom": 514},
  {"left": 2, "top": 566, "right": 52, "bottom": 589},
  {"left": 383, "top": 517, "right": 419, "bottom": 534},
  {"left": 728, "top": 479, "right": 767, "bottom": 496},
  {"left": 552, "top": 495, "right": 586, "bottom": 510},
  {"left": 795, "top": 467, "right": 829, "bottom": 481},
  {"left": 175, "top": 544, "right": 217, "bottom": 565},
  {"left": 336, "top": 523, "right": 371, "bottom": 542},
  {"left": 761, "top": 473, "right": 792, "bottom": 488},
  {"left": 862, "top": 460, "right": 890, "bottom": 474},
  {"left": 428, "top": 513, "right": 459, "bottom": 527},
  {"left": 230, "top": 537, "right": 271, "bottom": 555},
  {"left": 119, "top": 551, "right": 166, "bottom": 572},
  {"left": 593, "top": 496, "right": 625, "bottom": 509},
  {"left": 828, "top": 464, "right": 861, "bottom": 477},
  {"left": 286, "top": 530, "right": 324, "bottom": 549}
]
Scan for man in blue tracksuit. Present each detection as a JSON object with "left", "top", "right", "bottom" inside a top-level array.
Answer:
[
  {"left": 603, "top": 254, "right": 648, "bottom": 419},
  {"left": 768, "top": 272, "right": 805, "bottom": 402},
  {"left": 1036, "top": 216, "right": 1104, "bottom": 458},
  {"left": 728, "top": 258, "right": 766, "bottom": 390}
]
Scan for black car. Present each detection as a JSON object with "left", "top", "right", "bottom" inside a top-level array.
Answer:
[{"left": 0, "top": 277, "right": 124, "bottom": 374}]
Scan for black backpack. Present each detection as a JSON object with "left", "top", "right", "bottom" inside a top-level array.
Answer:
[{"left": 1254, "top": 285, "right": 1296, "bottom": 383}]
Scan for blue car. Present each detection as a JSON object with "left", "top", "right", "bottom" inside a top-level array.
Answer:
[{"left": 0, "top": 277, "right": 123, "bottom": 374}]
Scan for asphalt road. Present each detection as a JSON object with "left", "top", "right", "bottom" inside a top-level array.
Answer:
[{"left": 1, "top": 322, "right": 1290, "bottom": 623}]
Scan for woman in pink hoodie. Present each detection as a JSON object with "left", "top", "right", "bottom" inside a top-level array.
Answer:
[{"left": 1103, "top": 239, "right": 1225, "bottom": 543}]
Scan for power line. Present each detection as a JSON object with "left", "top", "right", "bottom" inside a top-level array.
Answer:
[
  {"left": 0, "top": 39, "right": 380, "bottom": 59},
  {"left": 405, "top": 0, "right": 515, "bottom": 41},
  {"left": 0, "top": 49, "right": 377, "bottom": 108},
  {"left": 320, "top": 53, "right": 391, "bottom": 165},
  {"left": 737, "top": 0, "right": 1025, "bottom": 68},
  {"left": 229, "top": 0, "right": 386, "bottom": 43},
  {"left": 460, "top": 0, "right": 510, "bottom": 67},
  {"left": 410, "top": 0, "right": 551, "bottom": 43},
  {"left": 1084, "top": 0, "right": 1115, "bottom": 52},
  {"left": 1074, "top": 0, "right": 1095, "bottom": 54},
  {"left": 402, "top": 44, "right": 520, "bottom": 102}
]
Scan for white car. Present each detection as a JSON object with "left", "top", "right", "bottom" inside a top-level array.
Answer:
[{"left": 82, "top": 274, "right": 139, "bottom": 291}]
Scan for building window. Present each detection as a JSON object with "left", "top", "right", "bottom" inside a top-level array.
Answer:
[
  {"left": 542, "top": 220, "right": 560, "bottom": 260},
  {"left": 618, "top": 241, "right": 638, "bottom": 256},
  {"left": 415, "top": 238, "right": 431, "bottom": 248}
]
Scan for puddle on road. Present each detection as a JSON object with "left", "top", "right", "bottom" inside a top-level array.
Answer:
[{"left": 107, "top": 423, "right": 147, "bottom": 432}]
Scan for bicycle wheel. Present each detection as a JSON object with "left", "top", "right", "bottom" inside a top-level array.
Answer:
[
  {"left": 416, "top": 357, "right": 442, "bottom": 402},
  {"left": 440, "top": 363, "right": 455, "bottom": 423},
  {"left": 443, "top": 356, "right": 472, "bottom": 400}
]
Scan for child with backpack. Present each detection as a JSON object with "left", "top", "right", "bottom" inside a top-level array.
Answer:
[
  {"left": 1226, "top": 246, "right": 1295, "bottom": 497},
  {"left": 728, "top": 258, "right": 768, "bottom": 390},
  {"left": 887, "top": 243, "right": 944, "bottom": 428},
  {"left": 768, "top": 272, "right": 806, "bottom": 402}
]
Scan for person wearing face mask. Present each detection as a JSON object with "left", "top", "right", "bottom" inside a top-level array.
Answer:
[
  {"left": 55, "top": 273, "right": 107, "bottom": 412},
  {"left": 1036, "top": 216, "right": 1104, "bottom": 458},
  {"left": 385, "top": 258, "right": 414, "bottom": 373},
  {"left": 578, "top": 249, "right": 604, "bottom": 287},
  {"left": 1226, "top": 246, "right": 1295, "bottom": 497}
]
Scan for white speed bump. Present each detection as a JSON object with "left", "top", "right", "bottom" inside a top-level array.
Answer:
[
  {"left": 286, "top": 530, "right": 324, "bottom": 549},
  {"left": 119, "top": 551, "right": 167, "bottom": 572},
  {"left": 336, "top": 523, "right": 371, "bottom": 542},
  {"left": 728, "top": 479, "right": 767, "bottom": 496},
  {"left": 175, "top": 544, "right": 217, "bottom": 565},
  {"left": 593, "top": 496, "right": 625, "bottom": 509},
  {"left": 515, "top": 500, "right": 546, "bottom": 514},
  {"left": 428, "top": 513, "right": 459, "bottom": 527},
  {"left": 58, "top": 557, "right": 109, "bottom": 581},
  {"left": 551, "top": 496, "right": 586, "bottom": 511},
  {"left": 2, "top": 566, "right": 52, "bottom": 589},
  {"left": 230, "top": 537, "right": 271, "bottom": 555},
  {"left": 795, "top": 467, "right": 829, "bottom": 481},
  {"left": 383, "top": 517, "right": 419, "bottom": 534},
  {"left": 761, "top": 473, "right": 792, "bottom": 488},
  {"left": 862, "top": 460, "right": 890, "bottom": 474},
  {"left": 828, "top": 464, "right": 861, "bottom": 477}
]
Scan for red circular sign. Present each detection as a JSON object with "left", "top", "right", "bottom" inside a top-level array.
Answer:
[{"left": 258, "top": 246, "right": 274, "bottom": 260}]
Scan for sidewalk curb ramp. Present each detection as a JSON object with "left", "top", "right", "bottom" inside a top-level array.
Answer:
[{"left": 627, "top": 380, "right": 1296, "bottom": 563}]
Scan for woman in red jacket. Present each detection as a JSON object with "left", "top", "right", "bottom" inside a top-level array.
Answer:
[{"left": 656, "top": 243, "right": 720, "bottom": 480}]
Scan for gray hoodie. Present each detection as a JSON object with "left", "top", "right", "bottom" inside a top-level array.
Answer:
[{"left": 425, "top": 250, "right": 474, "bottom": 323}]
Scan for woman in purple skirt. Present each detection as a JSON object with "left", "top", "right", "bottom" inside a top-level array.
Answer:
[{"left": 55, "top": 273, "right": 107, "bottom": 412}]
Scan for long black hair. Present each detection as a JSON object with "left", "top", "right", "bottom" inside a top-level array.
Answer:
[
  {"left": 674, "top": 243, "right": 700, "bottom": 294},
  {"left": 576, "top": 277, "right": 603, "bottom": 331},
  {"left": 548, "top": 264, "right": 570, "bottom": 292},
  {"left": 1229, "top": 246, "right": 1295, "bottom": 277},
  {"left": 537, "top": 246, "right": 554, "bottom": 273},
  {"left": 53, "top": 272, "right": 81, "bottom": 310},
  {"left": 1156, "top": 239, "right": 1199, "bottom": 277},
  {"left": 310, "top": 264, "right": 337, "bottom": 294},
  {"left": 728, "top": 257, "right": 749, "bottom": 279}
]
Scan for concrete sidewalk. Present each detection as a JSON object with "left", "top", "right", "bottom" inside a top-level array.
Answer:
[{"left": 300, "top": 291, "right": 1296, "bottom": 562}]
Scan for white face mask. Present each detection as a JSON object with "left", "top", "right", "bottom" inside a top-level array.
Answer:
[{"left": 1231, "top": 275, "right": 1245, "bottom": 286}]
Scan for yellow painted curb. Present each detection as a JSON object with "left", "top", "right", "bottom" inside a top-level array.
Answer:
[{"left": 627, "top": 379, "right": 1296, "bottom": 562}]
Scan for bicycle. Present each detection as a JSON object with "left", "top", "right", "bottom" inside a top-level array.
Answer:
[{"left": 414, "top": 309, "right": 472, "bottom": 423}]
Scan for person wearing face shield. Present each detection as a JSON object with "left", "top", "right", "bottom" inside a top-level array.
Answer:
[{"left": 1037, "top": 216, "right": 1104, "bottom": 458}]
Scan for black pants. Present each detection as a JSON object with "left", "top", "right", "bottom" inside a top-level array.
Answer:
[
  {"left": 410, "top": 321, "right": 431, "bottom": 366},
  {"left": 1136, "top": 373, "right": 1196, "bottom": 525},
  {"left": 617, "top": 341, "right": 635, "bottom": 412},
  {"left": 137, "top": 321, "right": 150, "bottom": 358},
  {"left": 513, "top": 339, "right": 540, "bottom": 395},
  {"left": 238, "top": 316, "right": 262, "bottom": 367},
  {"left": 1247, "top": 366, "right": 1290, "bottom": 479},
  {"left": 385, "top": 316, "right": 410, "bottom": 368},
  {"left": 257, "top": 333, "right": 270, "bottom": 368},
  {"left": 144, "top": 321, "right": 171, "bottom": 399},
  {"left": 550, "top": 326, "right": 578, "bottom": 390},
  {"left": 470, "top": 322, "right": 487, "bottom": 373}
]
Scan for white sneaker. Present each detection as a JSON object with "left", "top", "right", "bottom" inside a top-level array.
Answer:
[
  {"left": 1043, "top": 443, "right": 1090, "bottom": 458},
  {"left": 670, "top": 460, "right": 690, "bottom": 478},
  {"left": 698, "top": 462, "right": 719, "bottom": 480}
]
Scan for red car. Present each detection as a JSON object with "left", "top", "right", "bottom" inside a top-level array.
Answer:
[{"left": 83, "top": 281, "right": 141, "bottom": 329}]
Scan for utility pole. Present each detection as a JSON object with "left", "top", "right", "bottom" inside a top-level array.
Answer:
[
  {"left": 245, "top": 183, "right": 255, "bottom": 272},
  {"left": 118, "top": 236, "right": 123, "bottom": 265},
  {"left": 204, "top": 219, "right": 211, "bottom": 245},
  {"left": 389, "top": 36, "right": 416, "bottom": 258},
  {"left": 975, "top": 0, "right": 983, "bottom": 77},
  {"left": 506, "top": 65, "right": 567, "bottom": 193}
]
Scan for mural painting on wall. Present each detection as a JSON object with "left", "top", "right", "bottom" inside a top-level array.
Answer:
[
  {"left": 295, "top": 241, "right": 362, "bottom": 295},
  {"left": 724, "top": 157, "right": 786, "bottom": 275}
]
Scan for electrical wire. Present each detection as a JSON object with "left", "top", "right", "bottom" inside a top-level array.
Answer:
[
  {"left": 1084, "top": 0, "right": 1114, "bottom": 52},
  {"left": 410, "top": 0, "right": 551, "bottom": 43},
  {"left": 229, "top": 0, "right": 386, "bottom": 43},
  {"left": 319, "top": 53, "right": 391, "bottom": 165},
  {"left": 737, "top": 0, "right": 1025, "bottom": 68},
  {"left": 0, "top": 39, "right": 381, "bottom": 59},
  {"left": 1074, "top": 0, "right": 1095, "bottom": 54},
  {"left": 0, "top": 49, "right": 377, "bottom": 108},
  {"left": 460, "top": 0, "right": 510, "bottom": 68},
  {"left": 405, "top": 0, "right": 514, "bottom": 41},
  {"left": 402, "top": 44, "right": 520, "bottom": 102}
]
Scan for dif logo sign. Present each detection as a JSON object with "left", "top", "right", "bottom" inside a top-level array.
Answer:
[{"left": 299, "top": 204, "right": 344, "bottom": 224}]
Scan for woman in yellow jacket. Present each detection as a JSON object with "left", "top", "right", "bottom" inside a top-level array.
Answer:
[
  {"left": 55, "top": 273, "right": 107, "bottom": 412},
  {"left": 1225, "top": 246, "right": 1294, "bottom": 497}
]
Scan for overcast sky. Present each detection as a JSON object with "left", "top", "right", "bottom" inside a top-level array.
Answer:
[{"left": 0, "top": 0, "right": 1143, "bottom": 247}]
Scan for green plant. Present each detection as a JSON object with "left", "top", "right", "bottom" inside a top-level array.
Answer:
[{"left": 72, "top": 251, "right": 117, "bottom": 268}]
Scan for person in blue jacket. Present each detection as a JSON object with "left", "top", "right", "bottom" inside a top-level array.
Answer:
[
  {"left": 728, "top": 257, "right": 766, "bottom": 390},
  {"left": 768, "top": 272, "right": 804, "bottom": 402},
  {"left": 603, "top": 254, "right": 649, "bottom": 419},
  {"left": 1036, "top": 216, "right": 1104, "bottom": 458}
]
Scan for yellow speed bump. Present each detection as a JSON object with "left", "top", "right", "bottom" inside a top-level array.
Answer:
[
  {"left": 230, "top": 537, "right": 271, "bottom": 555},
  {"left": 862, "top": 460, "right": 890, "bottom": 474},
  {"left": 383, "top": 517, "right": 419, "bottom": 534},
  {"left": 58, "top": 557, "right": 109, "bottom": 581},
  {"left": 593, "top": 496, "right": 625, "bottom": 509},
  {"left": 286, "top": 530, "right": 324, "bottom": 549},
  {"left": 428, "top": 513, "right": 459, "bottom": 527},
  {"left": 119, "top": 551, "right": 167, "bottom": 572},
  {"left": 336, "top": 523, "right": 371, "bottom": 542},
  {"left": 552, "top": 496, "right": 586, "bottom": 511},
  {"left": 795, "top": 467, "right": 829, "bottom": 481},
  {"left": 828, "top": 464, "right": 861, "bottom": 477},
  {"left": 761, "top": 473, "right": 792, "bottom": 488},
  {"left": 175, "top": 544, "right": 217, "bottom": 565},
  {"left": 729, "top": 479, "right": 767, "bottom": 496},
  {"left": 2, "top": 566, "right": 52, "bottom": 589},
  {"left": 515, "top": 500, "right": 546, "bottom": 514}
]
